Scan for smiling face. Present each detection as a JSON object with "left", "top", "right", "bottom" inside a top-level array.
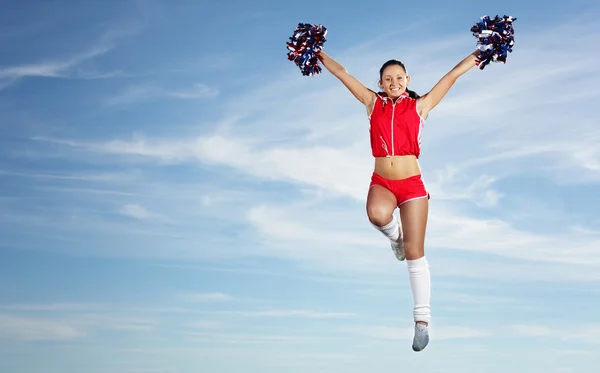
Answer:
[{"left": 379, "top": 60, "right": 411, "bottom": 98}]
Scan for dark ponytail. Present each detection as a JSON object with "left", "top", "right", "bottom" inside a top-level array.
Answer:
[
  {"left": 405, "top": 88, "right": 420, "bottom": 99},
  {"left": 379, "top": 59, "right": 420, "bottom": 98}
]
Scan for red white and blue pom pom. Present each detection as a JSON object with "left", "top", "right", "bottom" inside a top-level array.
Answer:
[
  {"left": 471, "top": 15, "right": 516, "bottom": 70},
  {"left": 286, "top": 23, "right": 327, "bottom": 76}
]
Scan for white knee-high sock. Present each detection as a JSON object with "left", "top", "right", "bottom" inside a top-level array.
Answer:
[
  {"left": 407, "top": 256, "right": 431, "bottom": 324},
  {"left": 372, "top": 214, "right": 400, "bottom": 242}
]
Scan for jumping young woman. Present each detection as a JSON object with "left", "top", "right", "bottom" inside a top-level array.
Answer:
[{"left": 317, "top": 49, "right": 481, "bottom": 351}]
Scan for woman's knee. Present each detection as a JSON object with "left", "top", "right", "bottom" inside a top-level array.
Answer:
[
  {"left": 366, "top": 186, "right": 397, "bottom": 226},
  {"left": 403, "top": 239, "right": 425, "bottom": 259},
  {"left": 366, "top": 203, "right": 394, "bottom": 226}
]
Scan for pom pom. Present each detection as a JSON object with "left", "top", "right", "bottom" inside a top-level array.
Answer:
[
  {"left": 286, "top": 23, "right": 327, "bottom": 76},
  {"left": 471, "top": 15, "right": 516, "bottom": 70}
]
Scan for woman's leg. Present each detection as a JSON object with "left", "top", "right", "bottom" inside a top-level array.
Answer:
[
  {"left": 398, "top": 197, "right": 430, "bottom": 351},
  {"left": 366, "top": 184, "right": 397, "bottom": 226},
  {"left": 366, "top": 185, "right": 405, "bottom": 260}
]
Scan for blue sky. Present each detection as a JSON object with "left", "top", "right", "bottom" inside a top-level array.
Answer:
[{"left": 1, "top": 0, "right": 600, "bottom": 372}]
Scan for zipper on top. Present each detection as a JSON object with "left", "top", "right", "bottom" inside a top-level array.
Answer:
[
  {"left": 379, "top": 93, "right": 405, "bottom": 157},
  {"left": 391, "top": 101, "right": 396, "bottom": 156}
]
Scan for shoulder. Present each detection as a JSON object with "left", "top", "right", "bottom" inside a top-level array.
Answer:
[
  {"left": 399, "top": 95, "right": 419, "bottom": 110},
  {"left": 406, "top": 95, "right": 418, "bottom": 105},
  {"left": 415, "top": 96, "right": 429, "bottom": 120},
  {"left": 366, "top": 91, "right": 385, "bottom": 117}
]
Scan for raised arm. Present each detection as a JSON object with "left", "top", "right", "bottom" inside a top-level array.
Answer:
[
  {"left": 417, "top": 49, "right": 480, "bottom": 119},
  {"left": 318, "top": 51, "right": 376, "bottom": 107}
]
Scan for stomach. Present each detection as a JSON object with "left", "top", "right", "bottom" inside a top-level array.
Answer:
[{"left": 374, "top": 155, "right": 422, "bottom": 180}]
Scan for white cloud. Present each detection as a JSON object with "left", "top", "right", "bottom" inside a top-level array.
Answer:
[
  {"left": 0, "top": 303, "right": 100, "bottom": 312},
  {"left": 207, "top": 309, "right": 358, "bottom": 319},
  {"left": 0, "top": 6, "right": 145, "bottom": 89},
  {"left": 508, "top": 324, "right": 600, "bottom": 344},
  {"left": 242, "top": 200, "right": 600, "bottom": 279},
  {"left": 169, "top": 83, "right": 218, "bottom": 99},
  {"left": 183, "top": 293, "right": 233, "bottom": 302},
  {"left": 106, "top": 83, "right": 218, "bottom": 105},
  {"left": 119, "top": 204, "right": 159, "bottom": 220},
  {"left": 341, "top": 324, "right": 489, "bottom": 341},
  {"left": 250, "top": 310, "right": 356, "bottom": 318},
  {"left": 0, "top": 169, "right": 137, "bottom": 183},
  {"left": 0, "top": 306, "right": 156, "bottom": 340},
  {"left": 32, "top": 135, "right": 197, "bottom": 164},
  {"left": 508, "top": 324, "right": 556, "bottom": 337},
  {"left": 189, "top": 320, "right": 226, "bottom": 330},
  {"left": 0, "top": 314, "right": 84, "bottom": 341},
  {"left": 243, "top": 203, "right": 398, "bottom": 274},
  {"left": 434, "top": 292, "right": 516, "bottom": 306},
  {"left": 342, "top": 323, "right": 600, "bottom": 345},
  {"left": 184, "top": 331, "right": 317, "bottom": 345},
  {"left": 32, "top": 134, "right": 373, "bottom": 200},
  {"left": 0, "top": 45, "right": 113, "bottom": 79},
  {"left": 74, "top": 314, "right": 155, "bottom": 332}
]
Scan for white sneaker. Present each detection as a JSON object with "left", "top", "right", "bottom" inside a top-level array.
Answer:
[
  {"left": 412, "top": 323, "right": 430, "bottom": 352},
  {"left": 390, "top": 222, "right": 405, "bottom": 261}
]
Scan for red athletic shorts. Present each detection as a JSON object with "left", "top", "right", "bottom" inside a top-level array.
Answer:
[{"left": 369, "top": 172, "right": 430, "bottom": 206}]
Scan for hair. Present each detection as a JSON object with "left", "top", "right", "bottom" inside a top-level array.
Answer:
[{"left": 379, "top": 59, "right": 420, "bottom": 99}]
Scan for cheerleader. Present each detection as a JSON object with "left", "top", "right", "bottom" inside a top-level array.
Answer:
[{"left": 318, "top": 49, "right": 481, "bottom": 351}]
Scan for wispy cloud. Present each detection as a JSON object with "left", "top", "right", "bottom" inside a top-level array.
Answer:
[
  {"left": 30, "top": 136, "right": 198, "bottom": 164},
  {"left": 0, "top": 169, "right": 136, "bottom": 183},
  {"left": 341, "top": 324, "right": 489, "bottom": 341},
  {"left": 426, "top": 292, "right": 516, "bottom": 306},
  {"left": 342, "top": 323, "right": 600, "bottom": 345},
  {"left": 184, "top": 331, "right": 317, "bottom": 345},
  {"left": 119, "top": 204, "right": 160, "bottom": 220},
  {"left": 182, "top": 293, "right": 234, "bottom": 302},
  {"left": 0, "top": 45, "right": 113, "bottom": 80},
  {"left": 207, "top": 309, "right": 358, "bottom": 319},
  {"left": 106, "top": 83, "right": 218, "bottom": 105},
  {"left": 0, "top": 303, "right": 100, "bottom": 312},
  {"left": 0, "top": 308, "right": 155, "bottom": 342},
  {"left": 509, "top": 324, "right": 557, "bottom": 338},
  {"left": 75, "top": 314, "right": 155, "bottom": 332},
  {"left": 188, "top": 320, "right": 226, "bottom": 330},
  {"left": 0, "top": 314, "right": 84, "bottom": 341},
  {"left": 243, "top": 200, "right": 600, "bottom": 279},
  {"left": 509, "top": 324, "right": 600, "bottom": 344},
  {"left": 0, "top": 4, "right": 146, "bottom": 90}
]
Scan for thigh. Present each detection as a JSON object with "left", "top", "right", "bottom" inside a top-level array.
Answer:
[
  {"left": 398, "top": 197, "right": 429, "bottom": 259},
  {"left": 366, "top": 185, "right": 398, "bottom": 226}
]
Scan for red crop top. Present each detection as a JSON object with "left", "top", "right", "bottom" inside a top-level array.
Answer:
[{"left": 368, "top": 91, "right": 425, "bottom": 158}]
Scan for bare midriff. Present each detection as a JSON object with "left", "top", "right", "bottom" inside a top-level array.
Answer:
[{"left": 374, "top": 155, "right": 422, "bottom": 180}]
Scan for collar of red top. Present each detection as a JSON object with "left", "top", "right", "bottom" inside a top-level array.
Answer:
[{"left": 377, "top": 91, "right": 409, "bottom": 105}]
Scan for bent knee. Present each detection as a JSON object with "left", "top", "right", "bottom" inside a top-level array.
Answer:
[{"left": 366, "top": 205, "right": 394, "bottom": 227}]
